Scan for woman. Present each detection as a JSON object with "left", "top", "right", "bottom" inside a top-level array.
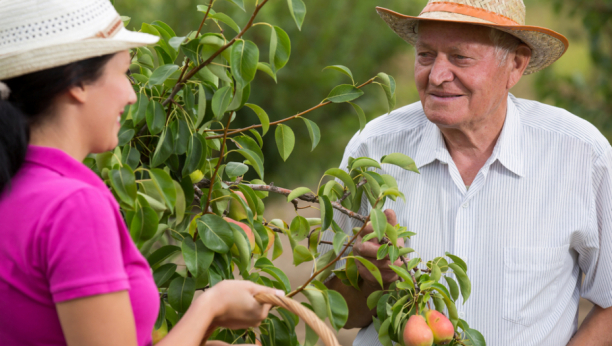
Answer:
[{"left": 0, "top": 1, "right": 279, "bottom": 345}]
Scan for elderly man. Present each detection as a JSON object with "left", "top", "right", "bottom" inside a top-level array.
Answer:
[{"left": 318, "top": 1, "right": 612, "bottom": 345}]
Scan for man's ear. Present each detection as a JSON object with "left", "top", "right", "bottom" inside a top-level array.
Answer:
[
  {"left": 507, "top": 44, "right": 532, "bottom": 89},
  {"left": 67, "top": 83, "right": 88, "bottom": 104}
]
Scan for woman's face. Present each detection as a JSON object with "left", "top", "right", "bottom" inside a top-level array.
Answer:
[{"left": 80, "top": 50, "right": 136, "bottom": 153}]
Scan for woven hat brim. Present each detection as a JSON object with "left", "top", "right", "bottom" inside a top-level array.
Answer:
[
  {"left": 376, "top": 7, "right": 569, "bottom": 75},
  {"left": 0, "top": 28, "right": 159, "bottom": 80}
]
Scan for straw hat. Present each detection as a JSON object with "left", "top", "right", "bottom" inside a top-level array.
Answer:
[
  {"left": 376, "top": 0, "right": 569, "bottom": 74},
  {"left": 0, "top": 0, "right": 159, "bottom": 81}
]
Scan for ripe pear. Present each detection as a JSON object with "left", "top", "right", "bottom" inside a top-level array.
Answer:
[
  {"left": 151, "top": 319, "right": 168, "bottom": 344},
  {"left": 403, "top": 314, "right": 434, "bottom": 346},
  {"left": 228, "top": 191, "right": 256, "bottom": 220},
  {"left": 224, "top": 217, "right": 256, "bottom": 254},
  {"left": 424, "top": 309, "right": 454, "bottom": 345}
]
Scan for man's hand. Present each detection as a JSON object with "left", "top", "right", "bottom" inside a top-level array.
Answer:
[{"left": 353, "top": 209, "right": 404, "bottom": 287}]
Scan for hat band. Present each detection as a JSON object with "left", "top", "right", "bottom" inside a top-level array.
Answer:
[
  {"left": 95, "top": 16, "right": 123, "bottom": 38},
  {"left": 420, "top": 2, "right": 519, "bottom": 26}
]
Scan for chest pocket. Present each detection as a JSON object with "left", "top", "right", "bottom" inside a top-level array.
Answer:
[{"left": 502, "top": 245, "right": 569, "bottom": 326}]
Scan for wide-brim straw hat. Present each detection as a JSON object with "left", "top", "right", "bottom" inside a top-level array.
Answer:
[
  {"left": 0, "top": 0, "right": 159, "bottom": 81},
  {"left": 376, "top": 0, "right": 569, "bottom": 74}
]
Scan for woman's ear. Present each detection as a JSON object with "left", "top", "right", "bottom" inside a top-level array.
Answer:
[
  {"left": 66, "top": 83, "right": 88, "bottom": 104},
  {"left": 507, "top": 44, "right": 532, "bottom": 89}
]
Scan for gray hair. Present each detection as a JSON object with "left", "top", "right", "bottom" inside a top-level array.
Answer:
[{"left": 414, "top": 22, "right": 523, "bottom": 66}]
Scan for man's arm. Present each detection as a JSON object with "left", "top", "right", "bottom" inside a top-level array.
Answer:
[
  {"left": 567, "top": 305, "right": 612, "bottom": 346},
  {"left": 324, "top": 210, "right": 403, "bottom": 329}
]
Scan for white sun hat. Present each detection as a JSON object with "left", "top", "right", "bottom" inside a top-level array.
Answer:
[{"left": 0, "top": 0, "right": 159, "bottom": 81}]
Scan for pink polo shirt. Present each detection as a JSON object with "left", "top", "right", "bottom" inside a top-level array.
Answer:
[{"left": 0, "top": 145, "right": 159, "bottom": 345}]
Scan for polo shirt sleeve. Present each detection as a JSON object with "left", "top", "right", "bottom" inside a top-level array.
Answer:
[
  {"left": 44, "top": 187, "right": 130, "bottom": 303},
  {"left": 579, "top": 148, "right": 612, "bottom": 308}
]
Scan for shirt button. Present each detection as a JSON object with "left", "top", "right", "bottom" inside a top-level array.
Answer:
[
  {"left": 458, "top": 311, "right": 466, "bottom": 319},
  {"left": 462, "top": 202, "right": 469, "bottom": 208}
]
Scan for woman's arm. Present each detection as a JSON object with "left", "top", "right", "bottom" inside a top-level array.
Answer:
[{"left": 56, "top": 280, "right": 280, "bottom": 346}]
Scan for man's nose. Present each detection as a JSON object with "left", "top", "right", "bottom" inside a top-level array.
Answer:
[{"left": 428, "top": 56, "right": 454, "bottom": 86}]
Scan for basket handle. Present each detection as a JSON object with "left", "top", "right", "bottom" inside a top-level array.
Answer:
[
  {"left": 200, "top": 293, "right": 341, "bottom": 346},
  {"left": 254, "top": 293, "right": 341, "bottom": 346}
]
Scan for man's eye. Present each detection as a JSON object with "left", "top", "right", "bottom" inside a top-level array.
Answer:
[{"left": 455, "top": 55, "right": 469, "bottom": 60}]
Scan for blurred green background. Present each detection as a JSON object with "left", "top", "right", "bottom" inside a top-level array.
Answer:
[{"left": 114, "top": 0, "right": 612, "bottom": 194}]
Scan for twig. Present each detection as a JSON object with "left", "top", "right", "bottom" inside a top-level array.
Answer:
[
  {"left": 161, "top": 0, "right": 270, "bottom": 107},
  {"left": 337, "top": 179, "right": 367, "bottom": 204},
  {"left": 205, "top": 77, "right": 377, "bottom": 140}
]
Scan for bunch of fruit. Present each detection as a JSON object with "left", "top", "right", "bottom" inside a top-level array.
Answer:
[{"left": 404, "top": 310, "right": 454, "bottom": 346}]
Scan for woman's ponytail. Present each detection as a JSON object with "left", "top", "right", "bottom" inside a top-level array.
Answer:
[{"left": 0, "top": 88, "right": 28, "bottom": 193}]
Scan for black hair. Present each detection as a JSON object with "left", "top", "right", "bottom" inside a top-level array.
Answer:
[{"left": 0, "top": 53, "right": 115, "bottom": 193}]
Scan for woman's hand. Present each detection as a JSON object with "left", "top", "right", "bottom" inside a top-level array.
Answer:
[{"left": 204, "top": 280, "right": 283, "bottom": 330}]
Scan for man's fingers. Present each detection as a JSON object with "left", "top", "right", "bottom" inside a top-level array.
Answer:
[
  {"left": 355, "top": 241, "right": 382, "bottom": 258},
  {"left": 384, "top": 209, "right": 397, "bottom": 226}
]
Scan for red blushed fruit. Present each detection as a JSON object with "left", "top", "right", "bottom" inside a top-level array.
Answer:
[
  {"left": 224, "top": 217, "right": 255, "bottom": 250},
  {"left": 403, "top": 314, "right": 434, "bottom": 346},
  {"left": 424, "top": 309, "right": 454, "bottom": 345}
]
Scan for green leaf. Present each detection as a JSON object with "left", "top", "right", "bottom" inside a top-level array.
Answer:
[
  {"left": 326, "top": 84, "right": 364, "bottom": 103},
  {"left": 133, "top": 93, "right": 149, "bottom": 125},
  {"left": 367, "top": 290, "right": 384, "bottom": 310},
  {"left": 153, "top": 263, "right": 177, "bottom": 287},
  {"left": 211, "top": 86, "right": 233, "bottom": 120},
  {"left": 182, "top": 237, "right": 214, "bottom": 278},
  {"left": 405, "top": 257, "right": 421, "bottom": 271},
  {"left": 388, "top": 265, "right": 413, "bottom": 283},
  {"left": 323, "top": 168, "right": 356, "bottom": 199},
  {"left": 180, "top": 39, "right": 200, "bottom": 63},
  {"left": 149, "top": 168, "right": 177, "bottom": 213},
  {"left": 446, "top": 252, "right": 468, "bottom": 272},
  {"left": 348, "top": 102, "right": 366, "bottom": 133},
  {"left": 376, "top": 244, "right": 389, "bottom": 260},
  {"left": 231, "top": 40, "right": 259, "bottom": 86},
  {"left": 319, "top": 195, "right": 333, "bottom": 231},
  {"left": 301, "top": 117, "right": 321, "bottom": 151},
  {"left": 172, "top": 181, "right": 186, "bottom": 224},
  {"left": 210, "top": 12, "right": 240, "bottom": 34},
  {"left": 464, "top": 328, "right": 486, "bottom": 346},
  {"left": 345, "top": 256, "right": 383, "bottom": 288},
  {"left": 287, "top": 0, "right": 307, "bottom": 30},
  {"left": 151, "top": 129, "right": 175, "bottom": 168},
  {"left": 430, "top": 263, "right": 442, "bottom": 282},
  {"left": 146, "top": 101, "right": 165, "bottom": 135},
  {"left": 168, "top": 276, "right": 195, "bottom": 313},
  {"left": 377, "top": 318, "right": 393, "bottom": 346},
  {"left": 225, "top": 162, "right": 249, "bottom": 179},
  {"left": 149, "top": 64, "right": 179, "bottom": 85},
  {"left": 352, "top": 157, "right": 381, "bottom": 170},
  {"left": 323, "top": 65, "right": 354, "bottom": 84},
  {"left": 256, "top": 62, "right": 277, "bottom": 82},
  {"left": 302, "top": 287, "right": 328, "bottom": 320},
  {"left": 376, "top": 72, "right": 396, "bottom": 114},
  {"left": 326, "top": 290, "right": 349, "bottom": 330},
  {"left": 147, "top": 245, "right": 181, "bottom": 267},
  {"left": 196, "top": 84, "right": 207, "bottom": 128},
  {"left": 275, "top": 124, "right": 295, "bottom": 161},
  {"left": 271, "top": 26, "right": 291, "bottom": 71},
  {"left": 445, "top": 276, "right": 460, "bottom": 301},
  {"left": 293, "top": 245, "right": 314, "bottom": 266},
  {"left": 449, "top": 263, "right": 471, "bottom": 303},
  {"left": 290, "top": 215, "right": 310, "bottom": 240},
  {"left": 380, "top": 153, "right": 420, "bottom": 173},
  {"left": 229, "top": 223, "right": 251, "bottom": 273},
  {"left": 182, "top": 133, "right": 205, "bottom": 176},
  {"left": 255, "top": 257, "right": 275, "bottom": 269},
  {"left": 370, "top": 208, "right": 387, "bottom": 241},
  {"left": 117, "top": 128, "right": 134, "bottom": 146},
  {"left": 130, "top": 200, "right": 159, "bottom": 242},
  {"left": 287, "top": 187, "right": 312, "bottom": 202},
  {"left": 332, "top": 232, "right": 348, "bottom": 256},
  {"left": 236, "top": 149, "right": 264, "bottom": 179},
  {"left": 261, "top": 267, "right": 291, "bottom": 293},
  {"left": 196, "top": 214, "right": 234, "bottom": 253},
  {"left": 244, "top": 104, "right": 270, "bottom": 135},
  {"left": 222, "top": 0, "right": 245, "bottom": 11},
  {"left": 109, "top": 166, "right": 137, "bottom": 208}
]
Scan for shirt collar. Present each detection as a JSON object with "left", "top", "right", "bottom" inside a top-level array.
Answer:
[
  {"left": 24, "top": 145, "right": 110, "bottom": 193},
  {"left": 413, "top": 94, "right": 524, "bottom": 177}
]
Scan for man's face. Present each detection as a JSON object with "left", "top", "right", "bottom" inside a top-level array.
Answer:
[{"left": 415, "top": 22, "right": 513, "bottom": 129}]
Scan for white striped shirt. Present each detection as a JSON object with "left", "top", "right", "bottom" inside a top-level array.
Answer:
[{"left": 318, "top": 94, "right": 612, "bottom": 346}]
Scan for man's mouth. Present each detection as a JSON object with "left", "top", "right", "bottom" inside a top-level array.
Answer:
[{"left": 429, "top": 92, "right": 463, "bottom": 101}]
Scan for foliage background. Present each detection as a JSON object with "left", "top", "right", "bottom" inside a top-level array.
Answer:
[{"left": 114, "top": 0, "right": 610, "bottom": 343}]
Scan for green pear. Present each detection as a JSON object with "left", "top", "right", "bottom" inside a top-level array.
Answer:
[
  {"left": 228, "top": 191, "right": 256, "bottom": 220},
  {"left": 424, "top": 309, "right": 454, "bottom": 345},
  {"left": 403, "top": 314, "right": 434, "bottom": 346},
  {"left": 151, "top": 319, "right": 168, "bottom": 344}
]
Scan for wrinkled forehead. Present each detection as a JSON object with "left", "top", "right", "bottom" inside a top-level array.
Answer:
[{"left": 415, "top": 21, "right": 495, "bottom": 49}]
